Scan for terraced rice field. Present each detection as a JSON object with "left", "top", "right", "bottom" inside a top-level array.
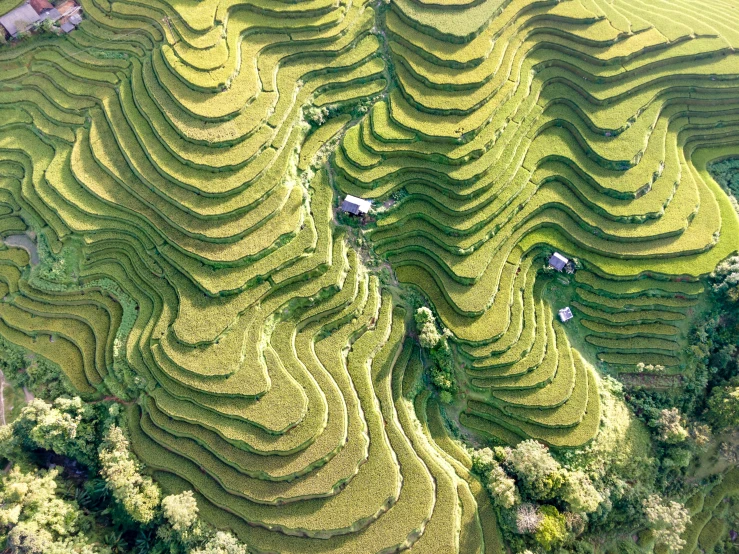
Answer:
[{"left": 0, "top": 0, "right": 737, "bottom": 550}]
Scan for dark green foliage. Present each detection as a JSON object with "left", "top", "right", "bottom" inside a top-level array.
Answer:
[
  {"left": 13, "top": 397, "right": 101, "bottom": 468},
  {"left": 0, "top": 336, "right": 75, "bottom": 401},
  {"left": 706, "top": 378, "right": 739, "bottom": 430},
  {"left": 413, "top": 307, "right": 458, "bottom": 397},
  {"left": 428, "top": 342, "right": 457, "bottom": 396},
  {"left": 0, "top": 391, "right": 249, "bottom": 554},
  {"left": 708, "top": 158, "right": 739, "bottom": 198}
]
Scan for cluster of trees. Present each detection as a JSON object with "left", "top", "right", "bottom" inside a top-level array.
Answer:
[
  {"left": 708, "top": 158, "right": 739, "bottom": 199},
  {"left": 624, "top": 255, "right": 739, "bottom": 496},
  {"left": 414, "top": 307, "right": 456, "bottom": 403},
  {"left": 410, "top": 255, "right": 739, "bottom": 552},
  {"left": 470, "top": 439, "right": 691, "bottom": 553},
  {"left": 0, "top": 338, "right": 249, "bottom": 553},
  {"left": 0, "top": 396, "right": 249, "bottom": 553}
]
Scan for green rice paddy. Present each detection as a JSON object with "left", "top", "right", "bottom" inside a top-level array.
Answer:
[{"left": 0, "top": 0, "right": 737, "bottom": 550}]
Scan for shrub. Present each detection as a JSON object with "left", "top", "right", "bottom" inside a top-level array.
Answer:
[{"left": 438, "top": 390, "right": 453, "bottom": 404}]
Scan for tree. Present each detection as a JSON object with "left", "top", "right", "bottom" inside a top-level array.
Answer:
[
  {"left": 506, "top": 440, "right": 565, "bottom": 500},
  {"left": 487, "top": 464, "right": 519, "bottom": 509},
  {"left": 706, "top": 379, "right": 739, "bottom": 430},
  {"left": 515, "top": 503, "right": 542, "bottom": 534},
  {"left": 655, "top": 408, "right": 688, "bottom": 444},
  {"left": 191, "top": 531, "right": 247, "bottom": 554},
  {"left": 562, "top": 470, "right": 603, "bottom": 514},
  {"left": 13, "top": 397, "right": 98, "bottom": 466},
  {"left": 642, "top": 494, "right": 690, "bottom": 552},
  {"left": 688, "top": 422, "right": 712, "bottom": 448},
  {"left": 534, "top": 505, "right": 567, "bottom": 550},
  {"left": 98, "top": 425, "right": 161, "bottom": 524},
  {"left": 162, "top": 491, "right": 198, "bottom": 534},
  {"left": 415, "top": 307, "right": 441, "bottom": 350},
  {"left": 471, "top": 448, "right": 519, "bottom": 508},
  {"left": 0, "top": 466, "right": 105, "bottom": 553},
  {"left": 711, "top": 254, "right": 739, "bottom": 301}
]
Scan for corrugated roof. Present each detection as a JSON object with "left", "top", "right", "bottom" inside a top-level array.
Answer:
[
  {"left": 0, "top": 4, "right": 41, "bottom": 36},
  {"left": 549, "top": 252, "right": 568, "bottom": 271},
  {"left": 558, "top": 307, "right": 573, "bottom": 322},
  {"left": 340, "top": 195, "right": 371, "bottom": 215}
]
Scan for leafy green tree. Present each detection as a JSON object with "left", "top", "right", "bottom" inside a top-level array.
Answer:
[
  {"left": 642, "top": 494, "right": 690, "bottom": 552},
  {"left": 0, "top": 466, "right": 107, "bottom": 553},
  {"left": 706, "top": 378, "right": 739, "bottom": 430},
  {"left": 655, "top": 408, "right": 688, "bottom": 444},
  {"left": 534, "top": 505, "right": 567, "bottom": 550},
  {"left": 562, "top": 470, "right": 602, "bottom": 514},
  {"left": 162, "top": 491, "right": 198, "bottom": 534},
  {"left": 414, "top": 307, "right": 441, "bottom": 349},
  {"left": 471, "top": 447, "right": 519, "bottom": 508},
  {"left": 98, "top": 425, "right": 161, "bottom": 524},
  {"left": 487, "top": 464, "right": 518, "bottom": 509},
  {"left": 506, "top": 440, "right": 565, "bottom": 500},
  {"left": 14, "top": 397, "right": 98, "bottom": 466},
  {"left": 470, "top": 447, "right": 496, "bottom": 475}
]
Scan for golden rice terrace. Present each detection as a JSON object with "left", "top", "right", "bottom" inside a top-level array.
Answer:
[{"left": 0, "top": 0, "right": 737, "bottom": 551}]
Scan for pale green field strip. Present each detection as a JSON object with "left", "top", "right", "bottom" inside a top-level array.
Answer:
[
  {"left": 572, "top": 302, "right": 686, "bottom": 324},
  {"left": 597, "top": 352, "right": 681, "bottom": 367}
]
